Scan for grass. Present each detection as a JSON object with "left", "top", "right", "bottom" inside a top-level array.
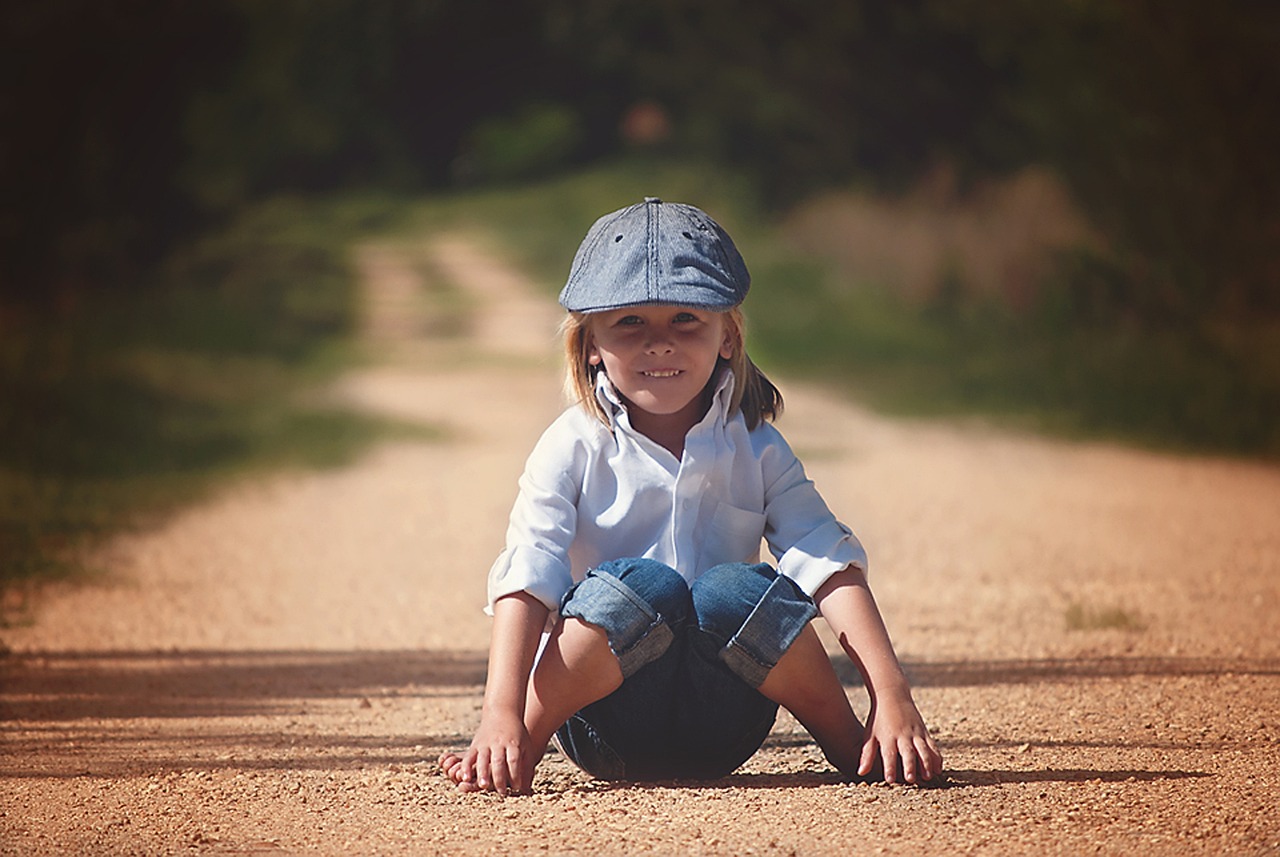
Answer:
[
  {"left": 1064, "top": 601, "right": 1146, "bottom": 632},
  {"left": 403, "top": 156, "right": 768, "bottom": 288},
  {"left": 0, "top": 194, "right": 437, "bottom": 590},
  {"left": 6, "top": 156, "right": 1277, "bottom": 594},
  {"left": 749, "top": 273, "right": 1280, "bottom": 455},
  {"left": 430, "top": 158, "right": 1280, "bottom": 459}
]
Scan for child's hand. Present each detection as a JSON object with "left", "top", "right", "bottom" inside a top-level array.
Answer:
[
  {"left": 858, "top": 692, "right": 943, "bottom": 785},
  {"left": 438, "top": 711, "right": 536, "bottom": 796}
]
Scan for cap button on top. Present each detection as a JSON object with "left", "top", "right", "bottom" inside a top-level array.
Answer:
[{"left": 644, "top": 197, "right": 662, "bottom": 204}]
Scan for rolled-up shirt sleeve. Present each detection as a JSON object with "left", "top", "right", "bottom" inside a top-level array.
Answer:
[
  {"left": 486, "top": 415, "right": 586, "bottom": 614},
  {"left": 758, "top": 428, "right": 868, "bottom": 597}
]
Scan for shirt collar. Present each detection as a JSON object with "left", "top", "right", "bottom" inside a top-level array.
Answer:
[{"left": 594, "top": 367, "right": 736, "bottom": 432}]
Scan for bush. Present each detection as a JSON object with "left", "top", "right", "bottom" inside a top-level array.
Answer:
[{"left": 0, "top": 195, "right": 422, "bottom": 587}]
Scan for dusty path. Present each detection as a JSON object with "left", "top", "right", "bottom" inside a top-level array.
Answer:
[{"left": 3, "top": 229, "right": 1279, "bottom": 855}]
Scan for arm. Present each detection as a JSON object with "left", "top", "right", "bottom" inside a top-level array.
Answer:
[
  {"left": 815, "top": 567, "right": 942, "bottom": 784},
  {"left": 444, "top": 591, "right": 549, "bottom": 795},
  {"left": 446, "top": 415, "right": 589, "bottom": 793}
]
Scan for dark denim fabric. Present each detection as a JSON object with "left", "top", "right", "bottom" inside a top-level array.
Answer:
[{"left": 555, "top": 557, "right": 817, "bottom": 781}]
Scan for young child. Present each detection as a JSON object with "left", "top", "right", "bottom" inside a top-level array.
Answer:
[{"left": 440, "top": 198, "right": 941, "bottom": 795}]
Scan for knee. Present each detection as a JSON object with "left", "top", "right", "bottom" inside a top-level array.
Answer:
[
  {"left": 588, "top": 558, "right": 692, "bottom": 624},
  {"left": 691, "top": 564, "right": 818, "bottom": 687},
  {"left": 561, "top": 558, "right": 690, "bottom": 680},
  {"left": 690, "top": 562, "right": 778, "bottom": 641}
]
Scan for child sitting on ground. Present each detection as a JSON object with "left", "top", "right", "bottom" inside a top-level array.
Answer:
[{"left": 440, "top": 198, "right": 941, "bottom": 795}]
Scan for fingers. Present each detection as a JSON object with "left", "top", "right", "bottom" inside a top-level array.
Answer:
[
  {"left": 919, "top": 735, "right": 944, "bottom": 781},
  {"left": 898, "top": 738, "right": 919, "bottom": 784},
  {"left": 506, "top": 744, "right": 528, "bottom": 795},
  {"left": 442, "top": 745, "right": 529, "bottom": 796},
  {"left": 857, "top": 734, "right": 879, "bottom": 779},
  {"left": 880, "top": 741, "right": 899, "bottom": 785},
  {"left": 474, "top": 747, "right": 499, "bottom": 793},
  {"left": 461, "top": 748, "right": 478, "bottom": 786},
  {"left": 856, "top": 731, "right": 943, "bottom": 786},
  {"left": 881, "top": 739, "right": 945, "bottom": 785}
]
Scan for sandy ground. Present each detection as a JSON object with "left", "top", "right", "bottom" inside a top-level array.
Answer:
[{"left": 3, "top": 230, "right": 1280, "bottom": 856}]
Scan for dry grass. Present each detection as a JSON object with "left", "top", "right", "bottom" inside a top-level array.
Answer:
[
  {"left": 782, "top": 164, "right": 1096, "bottom": 308},
  {"left": 1064, "top": 601, "right": 1147, "bottom": 632}
]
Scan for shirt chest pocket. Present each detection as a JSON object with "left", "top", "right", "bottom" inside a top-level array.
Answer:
[{"left": 704, "top": 502, "right": 767, "bottom": 567}]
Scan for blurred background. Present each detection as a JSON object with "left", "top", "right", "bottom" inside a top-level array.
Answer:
[{"left": 2, "top": 0, "right": 1278, "bottom": 587}]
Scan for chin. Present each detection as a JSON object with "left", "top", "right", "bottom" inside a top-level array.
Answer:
[{"left": 630, "top": 395, "right": 692, "bottom": 416}]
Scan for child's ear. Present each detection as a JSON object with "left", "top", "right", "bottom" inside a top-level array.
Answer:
[
  {"left": 719, "top": 330, "right": 734, "bottom": 360},
  {"left": 587, "top": 338, "right": 602, "bottom": 366}
]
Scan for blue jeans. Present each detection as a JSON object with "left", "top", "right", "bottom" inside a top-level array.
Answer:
[{"left": 554, "top": 558, "right": 818, "bottom": 781}]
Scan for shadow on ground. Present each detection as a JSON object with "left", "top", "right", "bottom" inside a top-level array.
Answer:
[
  {"left": 879, "top": 656, "right": 1280, "bottom": 688},
  {"left": 3, "top": 649, "right": 1266, "bottom": 785},
  {"left": 1, "top": 649, "right": 489, "bottom": 779},
  {"left": 11, "top": 648, "right": 1275, "bottom": 724},
  {"left": 0, "top": 649, "right": 488, "bottom": 722}
]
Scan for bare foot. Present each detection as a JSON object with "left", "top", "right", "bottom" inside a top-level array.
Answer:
[
  {"left": 437, "top": 750, "right": 460, "bottom": 774},
  {"left": 437, "top": 751, "right": 480, "bottom": 792}
]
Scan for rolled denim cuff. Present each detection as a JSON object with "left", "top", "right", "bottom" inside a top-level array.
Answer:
[
  {"left": 560, "top": 570, "right": 676, "bottom": 679},
  {"left": 719, "top": 574, "right": 818, "bottom": 688}
]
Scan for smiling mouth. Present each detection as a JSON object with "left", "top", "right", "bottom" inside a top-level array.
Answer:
[{"left": 642, "top": 370, "right": 682, "bottom": 378}]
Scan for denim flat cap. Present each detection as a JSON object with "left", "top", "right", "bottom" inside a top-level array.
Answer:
[{"left": 558, "top": 198, "right": 750, "bottom": 312}]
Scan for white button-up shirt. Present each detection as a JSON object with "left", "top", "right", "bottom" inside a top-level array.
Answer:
[{"left": 487, "top": 369, "right": 867, "bottom": 615}]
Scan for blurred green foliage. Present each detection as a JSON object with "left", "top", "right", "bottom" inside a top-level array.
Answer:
[
  {"left": 411, "top": 156, "right": 765, "bottom": 284},
  {"left": 551, "top": 0, "right": 1020, "bottom": 195},
  {"left": 2, "top": 148, "right": 1276, "bottom": 593},
  {"left": 0, "top": 197, "right": 434, "bottom": 586},
  {"left": 1, "top": 0, "right": 1277, "bottom": 573},
  {"left": 426, "top": 160, "right": 1280, "bottom": 457},
  {"left": 6, "top": 0, "right": 1277, "bottom": 327},
  {"left": 956, "top": 0, "right": 1280, "bottom": 321},
  {"left": 458, "top": 103, "right": 585, "bottom": 184}
]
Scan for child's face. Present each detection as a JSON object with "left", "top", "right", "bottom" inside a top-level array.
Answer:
[{"left": 587, "top": 305, "right": 734, "bottom": 421}]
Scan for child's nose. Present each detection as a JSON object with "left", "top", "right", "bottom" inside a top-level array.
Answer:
[{"left": 644, "top": 331, "right": 675, "bottom": 353}]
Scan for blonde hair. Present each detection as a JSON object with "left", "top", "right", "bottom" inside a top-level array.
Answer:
[{"left": 561, "top": 307, "right": 783, "bottom": 430}]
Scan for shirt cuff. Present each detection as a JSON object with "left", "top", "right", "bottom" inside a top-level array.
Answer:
[
  {"left": 486, "top": 544, "right": 575, "bottom": 615},
  {"left": 777, "top": 520, "right": 869, "bottom": 598}
]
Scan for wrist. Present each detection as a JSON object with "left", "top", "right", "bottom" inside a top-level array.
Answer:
[
  {"left": 480, "top": 692, "right": 526, "bottom": 720},
  {"left": 868, "top": 677, "right": 915, "bottom": 707}
]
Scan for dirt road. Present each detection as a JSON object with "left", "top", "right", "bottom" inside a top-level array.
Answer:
[{"left": 3, "top": 230, "right": 1279, "bottom": 855}]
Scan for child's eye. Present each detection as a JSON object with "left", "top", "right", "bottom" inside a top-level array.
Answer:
[
  {"left": 672, "top": 312, "right": 699, "bottom": 324},
  {"left": 616, "top": 315, "right": 643, "bottom": 326}
]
